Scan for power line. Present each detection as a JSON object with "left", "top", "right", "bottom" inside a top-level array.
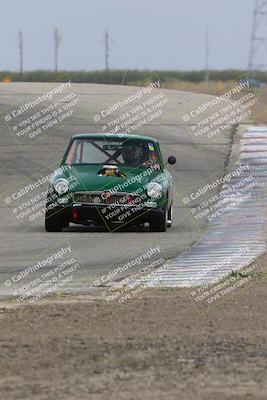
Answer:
[
  {"left": 54, "top": 28, "right": 61, "bottom": 73},
  {"left": 18, "top": 31, "right": 23, "bottom": 74},
  {"left": 248, "top": 0, "right": 267, "bottom": 77},
  {"left": 105, "top": 29, "right": 110, "bottom": 73},
  {"left": 205, "top": 24, "right": 210, "bottom": 85}
]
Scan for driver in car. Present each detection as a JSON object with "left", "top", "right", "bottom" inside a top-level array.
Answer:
[
  {"left": 121, "top": 142, "right": 143, "bottom": 166},
  {"left": 121, "top": 142, "right": 159, "bottom": 167}
]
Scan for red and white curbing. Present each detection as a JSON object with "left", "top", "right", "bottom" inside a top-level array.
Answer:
[{"left": 136, "top": 126, "right": 267, "bottom": 287}]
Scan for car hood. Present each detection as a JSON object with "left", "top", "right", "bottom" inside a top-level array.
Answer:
[{"left": 57, "top": 164, "right": 162, "bottom": 193}]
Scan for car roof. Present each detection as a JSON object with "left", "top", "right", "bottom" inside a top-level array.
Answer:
[{"left": 71, "top": 133, "right": 158, "bottom": 142}]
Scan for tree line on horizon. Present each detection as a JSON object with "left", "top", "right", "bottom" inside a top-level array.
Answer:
[{"left": 0, "top": 69, "right": 265, "bottom": 84}]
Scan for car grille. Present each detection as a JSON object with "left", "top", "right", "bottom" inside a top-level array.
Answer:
[{"left": 73, "top": 192, "right": 142, "bottom": 206}]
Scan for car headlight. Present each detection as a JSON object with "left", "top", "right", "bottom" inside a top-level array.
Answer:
[
  {"left": 147, "top": 182, "right": 162, "bottom": 198},
  {"left": 54, "top": 178, "right": 69, "bottom": 195}
]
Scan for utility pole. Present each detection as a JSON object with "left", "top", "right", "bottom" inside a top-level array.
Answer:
[
  {"left": 54, "top": 28, "right": 61, "bottom": 73},
  {"left": 18, "top": 30, "right": 23, "bottom": 74},
  {"left": 205, "top": 24, "right": 210, "bottom": 85},
  {"left": 248, "top": 0, "right": 267, "bottom": 78},
  {"left": 105, "top": 29, "right": 110, "bottom": 73}
]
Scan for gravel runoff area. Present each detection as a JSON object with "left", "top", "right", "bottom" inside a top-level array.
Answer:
[{"left": 0, "top": 267, "right": 267, "bottom": 400}]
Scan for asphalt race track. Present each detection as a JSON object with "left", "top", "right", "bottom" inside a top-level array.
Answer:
[{"left": 0, "top": 82, "right": 234, "bottom": 295}]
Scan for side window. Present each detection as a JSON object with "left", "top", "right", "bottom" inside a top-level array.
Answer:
[
  {"left": 65, "top": 140, "right": 80, "bottom": 164},
  {"left": 76, "top": 142, "right": 81, "bottom": 163}
]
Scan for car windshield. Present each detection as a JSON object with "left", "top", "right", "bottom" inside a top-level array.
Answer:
[{"left": 65, "top": 138, "right": 160, "bottom": 168}]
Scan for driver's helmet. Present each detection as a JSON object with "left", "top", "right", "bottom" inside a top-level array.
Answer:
[{"left": 122, "top": 142, "right": 143, "bottom": 165}]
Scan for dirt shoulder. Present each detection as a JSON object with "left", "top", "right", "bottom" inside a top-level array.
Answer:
[{"left": 1, "top": 260, "right": 267, "bottom": 400}]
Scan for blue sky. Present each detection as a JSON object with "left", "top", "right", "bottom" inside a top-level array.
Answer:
[{"left": 0, "top": 0, "right": 255, "bottom": 71}]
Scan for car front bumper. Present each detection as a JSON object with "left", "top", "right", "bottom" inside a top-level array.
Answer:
[{"left": 51, "top": 201, "right": 165, "bottom": 226}]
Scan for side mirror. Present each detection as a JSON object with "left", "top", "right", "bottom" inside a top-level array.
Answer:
[{"left": 167, "top": 156, "right": 176, "bottom": 165}]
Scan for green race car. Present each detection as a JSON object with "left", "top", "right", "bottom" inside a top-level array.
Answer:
[{"left": 45, "top": 133, "right": 176, "bottom": 232}]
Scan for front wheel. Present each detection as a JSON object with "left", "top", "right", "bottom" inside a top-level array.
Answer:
[
  {"left": 45, "top": 210, "right": 67, "bottom": 232},
  {"left": 149, "top": 206, "right": 168, "bottom": 232},
  {"left": 167, "top": 205, "right": 172, "bottom": 228}
]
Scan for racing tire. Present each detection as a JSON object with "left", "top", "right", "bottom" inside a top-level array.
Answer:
[
  {"left": 167, "top": 205, "right": 172, "bottom": 228},
  {"left": 149, "top": 205, "right": 168, "bottom": 232},
  {"left": 45, "top": 211, "right": 66, "bottom": 232}
]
